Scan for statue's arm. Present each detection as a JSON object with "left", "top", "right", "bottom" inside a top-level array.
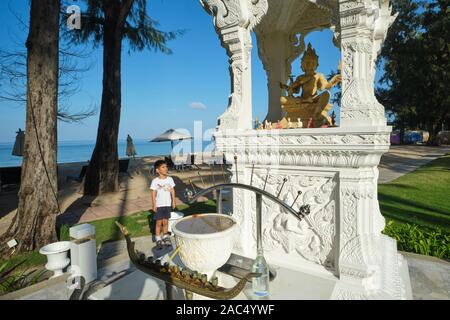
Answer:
[
  {"left": 317, "top": 74, "right": 329, "bottom": 90},
  {"left": 291, "top": 77, "right": 303, "bottom": 94},
  {"left": 280, "top": 76, "right": 301, "bottom": 95},
  {"left": 321, "top": 73, "right": 342, "bottom": 90}
]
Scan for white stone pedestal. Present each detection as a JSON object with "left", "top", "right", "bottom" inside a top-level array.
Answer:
[{"left": 215, "top": 126, "right": 412, "bottom": 300}]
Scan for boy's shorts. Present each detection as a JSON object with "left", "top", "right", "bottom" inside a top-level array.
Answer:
[{"left": 154, "top": 206, "right": 171, "bottom": 220}]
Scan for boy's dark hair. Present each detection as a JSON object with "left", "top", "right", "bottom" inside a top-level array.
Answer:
[{"left": 154, "top": 159, "right": 167, "bottom": 171}]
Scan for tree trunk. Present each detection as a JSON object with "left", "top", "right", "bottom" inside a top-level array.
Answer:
[
  {"left": 427, "top": 121, "right": 443, "bottom": 146},
  {"left": 399, "top": 122, "right": 406, "bottom": 145},
  {"left": 83, "top": 4, "right": 124, "bottom": 196},
  {"left": 0, "top": 0, "right": 60, "bottom": 258}
]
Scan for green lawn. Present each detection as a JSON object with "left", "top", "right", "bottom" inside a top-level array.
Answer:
[{"left": 378, "top": 154, "right": 450, "bottom": 232}]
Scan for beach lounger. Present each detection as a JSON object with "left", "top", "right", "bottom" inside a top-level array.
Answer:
[
  {"left": 118, "top": 158, "right": 132, "bottom": 178},
  {"left": 119, "top": 158, "right": 130, "bottom": 173},
  {"left": 66, "top": 165, "right": 88, "bottom": 183},
  {"left": 0, "top": 166, "right": 22, "bottom": 190},
  {"left": 203, "top": 151, "right": 225, "bottom": 165},
  {"left": 172, "top": 154, "right": 192, "bottom": 171},
  {"left": 193, "top": 152, "right": 203, "bottom": 166}
]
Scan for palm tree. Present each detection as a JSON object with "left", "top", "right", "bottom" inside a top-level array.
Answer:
[{"left": 66, "top": 0, "right": 181, "bottom": 195}]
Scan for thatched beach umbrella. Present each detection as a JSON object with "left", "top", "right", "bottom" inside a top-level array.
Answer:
[{"left": 12, "top": 128, "right": 25, "bottom": 157}]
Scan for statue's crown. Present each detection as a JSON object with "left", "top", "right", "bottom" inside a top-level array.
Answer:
[{"left": 302, "top": 43, "right": 319, "bottom": 63}]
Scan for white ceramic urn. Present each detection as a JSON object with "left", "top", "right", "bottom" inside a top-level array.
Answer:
[
  {"left": 39, "top": 241, "right": 71, "bottom": 279},
  {"left": 172, "top": 213, "right": 237, "bottom": 279}
]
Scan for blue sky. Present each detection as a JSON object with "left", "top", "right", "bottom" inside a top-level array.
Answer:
[{"left": 1, "top": 0, "right": 348, "bottom": 143}]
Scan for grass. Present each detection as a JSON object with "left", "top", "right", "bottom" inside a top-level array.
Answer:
[
  {"left": 0, "top": 251, "right": 47, "bottom": 273},
  {"left": 378, "top": 154, "right": 450, "bottom": 232},
  {"left": 378, "top": 153, "right": 450, "bottom": 259}
]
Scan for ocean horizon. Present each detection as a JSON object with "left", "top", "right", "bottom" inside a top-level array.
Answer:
[{"left": 0, "top": 139, "right": 216, "bottom": 167}]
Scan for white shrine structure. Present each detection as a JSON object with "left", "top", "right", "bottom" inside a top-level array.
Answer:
[{"left": 201, "top": 0, "right": 412, "bottom": 299}]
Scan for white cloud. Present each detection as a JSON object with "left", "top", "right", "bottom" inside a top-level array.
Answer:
[{"left": 190, "top": 102, "right": 207, "bottom": 110}]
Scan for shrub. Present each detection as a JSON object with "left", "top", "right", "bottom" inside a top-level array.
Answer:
[
  {"left": 383, "top": 221, "right": 450, "bottom": 260},
  {"left": 0, "top": 260, "right": 47, "bottom": 295}
]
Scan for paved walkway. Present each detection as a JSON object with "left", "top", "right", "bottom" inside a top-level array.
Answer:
[{"left": 378, "top": 145, "right": 450, "bottom": 183}]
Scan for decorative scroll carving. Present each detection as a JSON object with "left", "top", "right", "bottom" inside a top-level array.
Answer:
[
  {"left": 246, "top": 0, "right": 269, "bottom": 30},
  {"left": 200, "top": 0, "right": 240, "bottom": 29},
  {"left": 216, "top": 132, "right": 391, "bottom": 147},
  {"left": 216, "top": 137, "right": 391, "bottom": 167},
  {"left": 244, "top": 172, "right": 338, "bottom": 269},
  {"left": 333, "top": 288, "right": 369, "bottom": 300}
]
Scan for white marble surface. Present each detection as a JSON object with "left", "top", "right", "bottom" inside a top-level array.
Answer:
[{"left": 89, "top": 262, "right": 338, "bottom": 301}]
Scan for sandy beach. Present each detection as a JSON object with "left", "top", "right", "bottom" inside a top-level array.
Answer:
[{"left": 0, "top": 154, "right": 231, "bottom": 236}]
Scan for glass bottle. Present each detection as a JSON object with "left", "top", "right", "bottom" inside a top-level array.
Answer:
[{"left": 252, "top": 253, "right": 269, "bottom": 299}]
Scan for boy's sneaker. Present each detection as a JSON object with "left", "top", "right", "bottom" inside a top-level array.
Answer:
[
  {"left": 163, "top": 237, "right": 172, "bottom": 247},
  {"left": 156, "top": 240, "right": 163, "bottom": 250}
]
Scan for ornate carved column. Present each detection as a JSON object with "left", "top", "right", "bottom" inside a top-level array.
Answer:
[
  {"left": 200, "top": 0, "right": 268, "bottom": 130},
  {"left": 339, "top": 0, "right": 395, "bottom": 128}
]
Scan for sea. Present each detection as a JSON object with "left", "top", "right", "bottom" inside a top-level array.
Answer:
[{"left": 0, "top": 139, "right": 216, "bottom": 168}]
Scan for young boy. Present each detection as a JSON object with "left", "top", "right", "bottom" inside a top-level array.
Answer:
[{"left": 150, "top": 160, "right": 176, "bottom": 249}]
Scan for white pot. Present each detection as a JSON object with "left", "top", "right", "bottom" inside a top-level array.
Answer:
[
  {"left": 172, "top": 213, "right": 237, "bottom": 279},
  {"left": 39, "top": 241, "right": 71, "bottom": 279}
]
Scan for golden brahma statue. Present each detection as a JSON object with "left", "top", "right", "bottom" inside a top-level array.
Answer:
[{"left": 280, "top": 43, "right": 341, "bottom": 128}]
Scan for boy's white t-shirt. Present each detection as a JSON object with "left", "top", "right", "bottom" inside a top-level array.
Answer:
[{"left": 150, "top": 176, "right": 175, "bottom": 208}]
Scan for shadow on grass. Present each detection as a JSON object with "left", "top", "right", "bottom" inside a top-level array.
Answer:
[
  {"left": 380, "top": 206, "right": 450, "bottom": 232},
  {"left": 378, "top": 183, "right": 420, "bottom": 191},
  {"left": 178, "top": 200, "right": 217, "bottom": 217},
  {"left": 378, "top": 192, "right": 450, "bottom": 219},
  {"left": 57, "top": 195, "right": 96, "bottom": 227},
  {"left": 379, "top": 203, "right": 450, "bottom": 233}
]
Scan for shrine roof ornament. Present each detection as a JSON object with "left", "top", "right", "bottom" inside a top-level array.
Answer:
[{"left": 199, "top": 0, "right": 268, "bottom": 30}]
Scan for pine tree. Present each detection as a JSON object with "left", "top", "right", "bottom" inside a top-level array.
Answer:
[
  {"left": 1, "top": 0, "right": 60, "bottom": 258},
  {"left": 377, "top": 0, "right": 449, "bottom": 145},
  {"left": 66, "top": 0, "right": 181, "bottom": 195}
]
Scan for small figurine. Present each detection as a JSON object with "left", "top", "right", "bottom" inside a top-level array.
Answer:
[
  {"left": 254, "top": 117, "right": 260, "bottom": 130},
  {"left": 288, "top": 118, "right": 292, "bottom": 129},
  {"left": 297, "top": 117, "right": 303, "bottom": 129},
  {"left": 264, "top": 120, "right": 269, "bottom": 130},
  {"left": 275, "top": 120, "right": 282, "bottom": 129},
  {"left": 330, "top": 111, "right": 336, "bottom": 127},
  {"left": 307, "top": 117, "right": 314, "bottom": 128}
]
